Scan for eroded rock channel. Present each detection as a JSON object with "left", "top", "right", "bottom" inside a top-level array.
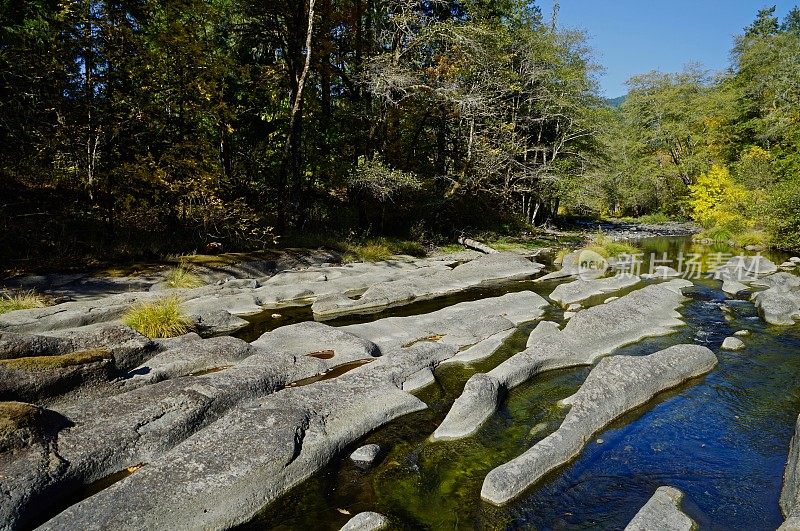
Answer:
[{"left": 3, "top": 239, "right": 800, "bottom": 529}]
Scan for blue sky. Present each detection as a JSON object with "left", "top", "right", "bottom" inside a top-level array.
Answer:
[{"left": 537, "top": 1, "right": 799, "bottom": 97}]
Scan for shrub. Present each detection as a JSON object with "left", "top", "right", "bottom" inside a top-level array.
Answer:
[
  {"left": 765, "top": 178, "right": 800, "bottom": 251},
  {"left": 123, "top": 296, "right": 191, "bottom": 338},
  {"left": 164, "top": 265, "right": 205, "bottom": 289},
  {"left": 733, "top": 230, "right": 770, "bottom": 248},
  {"left": 0, "top": 292, "right": 47, "bottom": 315}
]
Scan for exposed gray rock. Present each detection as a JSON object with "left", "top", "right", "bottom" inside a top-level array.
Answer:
[
  {"left": 37, "top": 343, "right": 455, "bottom": 530},
  {"left": 721, "top": 277, "right": 749, "bottom": 296},
  {"left": 641, "top": 266, "right": 681, "bottom": 279},
  {"left": 566, "top": 303, "right": 582, "bottom": 311},
  {"left": 782, "top": 262, "right": 798, "bottom": 271},
  {"left": 0, "top": 342, "right": 326, "bottom": 530},
  {"left": 604, "top": 296, "right": 619, "bottom": 303},
  {"left": 342, "top": 291, "right": 547, "bottom": 353},
  {"left": 548, "top": 274, "right": 640, "bottom": 306},
  {"left": 0, "top": 350, "right": 115, "bottom": 403},
  {"left": 441, "top": 329, "right": 513, "bottom": 365},
  {"left": 311, "top": 253, "right": 543, "bottom": 318},
  {"left": 625, "top": 486, "right": 697, "bottom": 531},
  {"left": 713, "top": 255, "right": 778, "bottom": 281},
  {"left": 480, "top": 345, "right": 717, "bottom": 505},
  {"left": 251, "top": 321, "right": 380, "bottom": 371},
  {"left": 734, "top": 329, "right": 750, "bottom": 337},
  {"left": 402, "top": 367, "right": 436, "bottom": 392},
  {"left": 0, "top": 258, "right": 444, "bottom": 337},
  {"left": 781, "top": 413, "right": 800, "bottom": 529},
  {"left": 432, "top": 280, "right": 693, "bottom": 441},
  {"left": 750, "top": 273, "right": 800, "bottom": 326},
  {"left": 0, "top": 325, "right": 155, "bottom": 371},
  {"left": 721, "top": 336, "right": 745, "bottom": 351},
  {"left": 751, "top": 272, "right": 800, "bottom": 291},
  {"left": 537, "top": 250, "right": 606, "bottom": 282},
  {"left": 792, "top": 257, "right": 800, "bottom": 264},
  {"left": 340, "top": 512, "right": 390, "bottom": 531},
  {"left": 123, "top": 335, "right": 257, "bottom": 387},
  {"left": 349, "top": 444, "right": 381, "bottom": 466}
]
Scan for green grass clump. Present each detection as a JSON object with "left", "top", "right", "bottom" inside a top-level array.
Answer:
[
  {"left": 0, "top": 292, "right": 47, "bottom": 315},
  {"left": 164, "top": 265, "right": 205, "bottom": 289},
  {"left": 733, "top": 229, "right": 769, "bottom": 248},
  {"left": 0, "top": 349, "right": 111, "bottom": 371},
  {"left": 123, "top": 296, "right": 191, "bottom": 338},
  {"left": 554, "top": 247, "right": 573, "bottom": 264},
  {"left": 635, "top": 212, "right": 672, "bottom": 224},
  {"left": 585, "top": 232, "right": 639, "bottom": 258},
  {"left": 438, "top": 243, "right": 465, "bottom": 254},
  {"left": 342, "top": 238, "right": 427, "bottom": 263},
  {"left": 700, "top": 226, "right": 733, "bottom": 244}
]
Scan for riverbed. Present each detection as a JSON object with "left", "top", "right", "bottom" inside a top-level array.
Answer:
[{"left": 242, "top": 237, "right": 800, "bottom": 530}]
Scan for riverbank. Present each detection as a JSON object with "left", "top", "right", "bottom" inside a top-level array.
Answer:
[{"left": 3, "top": 233, "right": 800, "bottom": 529}]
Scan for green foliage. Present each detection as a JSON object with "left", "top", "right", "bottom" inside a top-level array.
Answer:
[
  {"left": 732, "top": 230, "right": 770, "bottom": 248},
  {"left": 764, "top": 178, "right": 800, "bottom": 250},
  {"left": 0, "top": 292, "right": 47, "bottom": 315},
  {"left": 123, "top": 297, "right": 191, "bottom": 338}
]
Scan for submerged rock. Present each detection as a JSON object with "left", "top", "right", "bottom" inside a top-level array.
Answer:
[
  {"left": 548, "top": 274, "right": 640, "bottom": 306},
  {"left": 340, "top": 512, "right": 389, "bottom": 531},
  {"left": 311, "top": 253, "right": 543, "bottom": 318},
  {"left": 432, "top": 280, "right": 693, "bottom": 441},
  {"left": 625, "top": 486, "right": 697, "bottom": 531},
  {"left": 350, "top": 444, "right": 381, "bottom": 466},
  {"left": 480, "top": 345, "right": 717, "bottom": 505}
]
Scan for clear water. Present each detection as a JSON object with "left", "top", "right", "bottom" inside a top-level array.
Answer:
[{"left": 241, "top": 237, "right": 800, "bottom": 530}]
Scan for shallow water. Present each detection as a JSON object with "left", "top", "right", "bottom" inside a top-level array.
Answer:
[{"left": 241, "top": 237, "right": 800, "bottom": 530}]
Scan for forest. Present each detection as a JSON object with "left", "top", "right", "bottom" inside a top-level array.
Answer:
[{"left": 1, "top": 1, "right": 799, "bottom": 266}]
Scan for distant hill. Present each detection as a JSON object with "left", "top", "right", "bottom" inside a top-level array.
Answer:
[{"left": 605, "top": 95, "right": 627, "bottom": 108}]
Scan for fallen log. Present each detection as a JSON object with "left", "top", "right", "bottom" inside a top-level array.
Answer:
[{"left": 457, "top": 236, "right": 499, "bottom": 254}]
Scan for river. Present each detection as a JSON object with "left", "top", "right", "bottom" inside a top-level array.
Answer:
[{"left": 241, "top": 236, "right": 800, "bottom": 530}]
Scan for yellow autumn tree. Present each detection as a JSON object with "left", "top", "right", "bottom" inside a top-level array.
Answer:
[{"left": 688, "top": 165, "right": 749, "bottom": 230}]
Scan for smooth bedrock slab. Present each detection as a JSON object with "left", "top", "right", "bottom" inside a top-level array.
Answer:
[
  {"left": 431, "top": 280, "right": 693, "bottom": 441},
  {"left": 625, "top": 486, "right": 697, "bottom": 531},
  {"left": 480, "top": 344, "right": 717, "bottom": 505}
]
